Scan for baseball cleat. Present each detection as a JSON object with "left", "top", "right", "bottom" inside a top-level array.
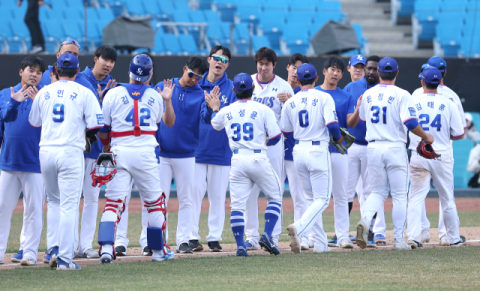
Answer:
[
  {"left": 367, "top": 232, "right": 377, "bottom": 248},
  {"left": 189, "top": 240, "right": 204, "bottom": 252},
  {"left": 208, "top": 241, "right": 223, "bottom": 252},
  {"left": 43, "top": 252, "right": 51, "bottom": 264},
  {"left": 85, "top": 248, "right": 100, "bottom": 259},
  {"left": 100, "top": 253, "right": 113, "bottom": 264},
  {"left": 259, "top": 232, "right": 280, "bottom": 255},
  {"left": 439, "top": 236, "right": 450, "bottom": 246},
  {"left": 56, "top": 258, "right": 81, "bottom": 270},
  {"left": 451, "top": 235, "right": 466, "bottom": 247},
  {"left": 142, "top": 246, "right": 152, "bottom": 256},
  {"left": 420, "top": 230, "right": 430, "bottom": 243},
  {"left": 49, "top": 246, "right": 59, "bottom": 269},
  {"left": 287, "top": 224, "right": 301, "bottom": 253},
  {"left": 20, "top": 256, "right": 36, "bottom": 266},
  {"left": 339, "top": 238, "right": 354, "bottom": 249},
  {"left": 393, "top": 239, "right": 412, "bottom": 250},
  {"left": 328, "top": 235, "right": 338, "bottom": 247},
  {"left": 152, "top": 249, "right": 175, "bottom": 262},
  {"left": 164, "top": 249, "right": 175, "bottom": 260},
  {"left": 115, "top": 245, "right": 127, "bottom": 256},
  {"left": 236, "top": 246, "right": 248, "bottom": 257},
  {"left": 407, "top": 240, "right": 423, "bottom": 249},
  {"left": 245, "top": 240, "right": 259, "bottom": 250},
  {"left": 350, "top": 236, "right": 356, "bottom": 244},
  {"left": 176, "top": 243, "right": 193, "bottom": 253},
  {"left": 374, "top": 234, "right": 386, "bottom": 246},
  {"left": 11, "top": 250, "right": 23, "bottom": 263},
  {"left": 313, "top": 247, "right": 331, "bottom": 253},
  {"left": 355, "top": 220, "right": 368, "bottom": 249}
]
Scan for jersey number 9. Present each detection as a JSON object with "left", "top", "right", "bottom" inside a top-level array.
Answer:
[
  {"left": 53, "top": 104, "right": 64, "bottom": 123},
  {"left": 231, "top": 123, "right": 254, "bottom": 141}
]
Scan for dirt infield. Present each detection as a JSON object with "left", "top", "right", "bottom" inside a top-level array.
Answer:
[{"left": 13, "top": 197, "right": 480, "bottom": 214}]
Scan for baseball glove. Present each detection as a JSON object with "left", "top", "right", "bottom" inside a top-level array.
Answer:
[
  {"left": 85, "top": 134, "right": 98, "bottom": 154},
  {"left": 330, "top": 128, "right": 356, "bottom": 155},
  {"left": 416, "top": 140, "right": 441, "bottom": 160}
]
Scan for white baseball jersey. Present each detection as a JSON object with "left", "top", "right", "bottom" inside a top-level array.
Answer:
[
  {"left": 251, "top": 74, "right": 295, "bottom": 121},
  {"left": 279, "top": 88, "right": 338, "bottom": 142},
  {"left": 359, "top": 84, "right": 417, "bottom": 143},
  {"left": 29, "top": 80, "right": 103, "bottom": 150},
  {"left": 211, "top": 100, "right": 281, "bottom": 151},
  {"left": 408, "top": 93, "right": 464, "bottom": 154},
  {"left": 412, "top": 85, "right": 466, "bottom": 128},
  {"left": 103, "top": 86, "right": 164, "bottom": 147}
]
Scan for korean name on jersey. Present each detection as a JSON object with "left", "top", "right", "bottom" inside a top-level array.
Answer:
[
  {"left": 251, "top": 74, "right": 294, "bottom": 121},
  {"left": 280, "top": 89, "right": 338, "bottom": 142},
  {"left": 29, "top": 81, "right": 103, "bottom": 149},
  {"left": 211, "top": 101, "right": 281, "bottom": 151},
  {"left": 408, "top": 93, "right": 464, "bottom": 154},
  {"left": 102, "top": 86, "right": 164, "bottom": 147},
  {"left": 359, "top": 84, "right": 417, "bottom": 143}
]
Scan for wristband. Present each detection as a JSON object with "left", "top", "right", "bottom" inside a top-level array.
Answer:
[{"left": 100, "top": 137, "right": 110, "bottom": 146}]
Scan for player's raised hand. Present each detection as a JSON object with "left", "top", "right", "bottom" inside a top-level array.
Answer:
[
  {"left": 204, "top": 86, "right": 221, "bottom": 111},
  {"left": 25, "top": 86, "right": 39, "bottom": 101},
  {"left": 356, "top": 94, "right": 363, "bottom": 108},
  {"left": 277, "top": 92, "right": 291, "bottom": 103},
  {"left": 97, "top": 79, "right": 117, "bottom": 103},
  {"left": 158, "top": 79, "right": 175, "bottom": 101},
  {"left": 10, "top": 85, "right": 29, "bottom": 102}
]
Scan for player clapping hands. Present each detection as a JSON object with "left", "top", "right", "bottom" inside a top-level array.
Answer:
[
  {"left": 10, "top": 84, "right": 38, "bottom": 102},
  {"left": 204, "top": 86, "right": 221, "bottom": 111}
]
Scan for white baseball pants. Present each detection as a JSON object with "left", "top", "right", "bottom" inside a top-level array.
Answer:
[
  {"left": 41, "top": 146, "right": 84, "bottom": 264},
  {"left": 284, "top": 160, "right": 307, "bottom": 234},
  {"left": 245, "top": 140, "right": 284, "bottom": 244},
  {"left": 361, "top": 142, "right": 409, "bottom": 241},
  {"left": 0, "top": 171, "right": 44, "bottom": 262},
  {"left": 229, "top": 150, "right": 282, "bottom": 212},
  {"left": 74, "top": 157, "right": 102, "bottom": 254},
  {"left": 292, "top": 141, "right": 332, "bottom": 252},
  {"left": 407, "top": 151, "right": 461, "bottom": 243},
  {"left": 191, "top": 163, "right": 230, "bottom": 243},
  {"left": 331, "top": 153, "right": 350, "bottom": 241}
]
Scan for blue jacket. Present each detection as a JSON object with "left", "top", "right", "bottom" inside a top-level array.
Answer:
[
  {"left": 196, "top": 71, "right": 237, "bottom": 166},
  {"left": 343, "top": 78, "right": 379, "bottom": 145},
  {"left": 0, "top": 83, "right": 43, "bottom": 173},
  {"left": 81, "top": 66, "right": 110, "bottom": 159},
  {"left": 155, "top": 78, "right": 204, "bottom": 159}
]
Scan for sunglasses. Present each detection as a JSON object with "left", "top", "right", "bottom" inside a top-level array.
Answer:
[
  {"left": 61, "top": 39, "right": 81, "bottom": 49},
  {"left": 212, "top": 55, "right": 229, "bottom": 64},
  {"left": 187, "top": 67, "right": 203, "bottom": 80}
]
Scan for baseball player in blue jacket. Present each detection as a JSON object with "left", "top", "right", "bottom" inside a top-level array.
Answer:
[{"left": 191, "top": 46, "right": 237, "bottom": 253}]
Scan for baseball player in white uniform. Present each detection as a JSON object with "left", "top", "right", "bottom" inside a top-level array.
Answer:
[
  {"left": 411, "top": 57, "right": 466, "bottom": 244},
  {"left": 245, "top": 47, "right": 294, "bottom": 249},
  {"left": 406, "top": 67, "right": 466, "bottom": 248},
  {"left": 97, "top": 54, "right": 176, "bottom": 263},
  {"left": 207, "top": 73, "right": 283, "bottom": 257},
  {"left": 29, "top": 53, "right": 104, "bottom": 270},
  {"left": 355, "top": 57, "right": 434, "bottom": 250},
  {"left": 280, "top": 63, "right": 343, "bottom": 253}
]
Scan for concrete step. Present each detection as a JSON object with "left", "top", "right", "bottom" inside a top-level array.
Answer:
[
  {"left": 369, "top": 49, "right": 435, "bottom": 58},
  {"left": 363, "top": 30, "right": 408, "bottom": 41},
  {"left": 350, "top": 18, "right": 394, "bottom": 27},
  {"left": 369, "top": 41, "right": 415, "bottom": 51}
]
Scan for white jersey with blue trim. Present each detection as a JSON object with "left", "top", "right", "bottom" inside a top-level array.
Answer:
[
  {"left": 29, "top": 80, "right": 103, "bottom": 150},
  {"left": 408, "top": 93, "right": 464, "bottom": 154},
  {"left": 251, "top": 74, "right": 295, "bottom": 121},
  {"left": 359, "top": 84, "right": 417, "bottom": 143},
  {"left": 102, "top": 86, "right": 164, "bottom": 147},
  {"left": 412, "top": 85, "right": 466, "bottom": 128},
  {"left": 279, "top": 88, "right": 338, "bottom": 143},
  {"left": 211, "top": 100, "right": 281, "bottom": 151}
]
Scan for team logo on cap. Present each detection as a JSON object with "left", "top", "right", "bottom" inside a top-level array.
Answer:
[
  {"left": 132, "top": 92, "right": 140, "bottom": 96},
  {"left": 137, "top": 68, "right": 143, "bottom": 75},
  {"left": 357, "top": 55, "right": 363, "bottom": 60}
]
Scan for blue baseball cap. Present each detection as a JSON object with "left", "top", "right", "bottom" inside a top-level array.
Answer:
[
  {"left": 233, "top": 73, "right": 253, "bottom": 91},
  {"left": 421, "top": 67, "right": 442, "bottom": 85},
  {"left": 57, "top": 53, "right": 79, "bottom": 69},
  {"left": 418, "top": 63, "right": 430, "bottom": 78},
  {"left": 378, "top": 57, "right": 398, "bottom": 72},
  {"left": 348, "top": 54, "right": 366, "bottom": 66},
  {"left": 296, "top": 63, "right": 317, "bottom": 80},
  {"left": 427, "top": 56, "right": 447, "bottom": 72}
]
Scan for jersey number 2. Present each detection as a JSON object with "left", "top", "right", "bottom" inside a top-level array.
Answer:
[
  {"left": 125, "top": 108, "right": 151, "bottom": 126},
  {"left": 231, "top": 123, "right": 253, "bottom": 141},
  {"left": 53, "top": 104, "right": 64, "bottom": 123}
]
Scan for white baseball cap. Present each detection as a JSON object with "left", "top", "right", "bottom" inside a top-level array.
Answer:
[{"left": 465, "top": 112, "right": 473, "bottom": 122}]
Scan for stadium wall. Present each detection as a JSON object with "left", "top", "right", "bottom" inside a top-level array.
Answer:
[{"left": 1, "top": 55, "right": 479, "bottom": 112}]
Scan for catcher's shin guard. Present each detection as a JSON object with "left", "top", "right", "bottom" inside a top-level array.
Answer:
[
  {"left": 98, "top": 221, "right": 116, "bottom": 259},
  {"left": 144, "top": 193, "right": 170, "bottom": 255}
]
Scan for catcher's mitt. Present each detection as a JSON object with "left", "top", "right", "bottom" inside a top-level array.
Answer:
[
  {"left": 330, "top": 128, "right": 356, "bottom": 155},
  {"left": 85, "top": 134, "right": 98, "bottom": 154},
  {"left": 417, "top": 140, "right": 441, "bottom": 160}
]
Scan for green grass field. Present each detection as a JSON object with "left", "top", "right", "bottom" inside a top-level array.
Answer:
[{"left": 5, "top": 209, "right": 479, "bottom": 253}]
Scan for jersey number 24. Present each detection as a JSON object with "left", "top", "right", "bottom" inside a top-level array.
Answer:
[{"left": 419, "top": 114, "right": 441, "bottom": 131}]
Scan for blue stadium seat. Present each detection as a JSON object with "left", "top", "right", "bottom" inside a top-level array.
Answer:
[
  {"left": 413, "top": 0, "right": 441, "bottom": 42},
  {"left": 158, "top": 1, "right": 175, "bottom": 20},
  {"left": 291, "top": 1, "right": 316, "bottom": 11},
  {"left": 213, "top": 0, "right": 237, "bottom": 22},
  {"left": 66, "top": 0, "right": 84, "bottom": 9},
  {"left": 264, "top": 0, "right": 290, "bottom": 11},
  {"left": 178, "top": 34, "right": 199, "bottom": 55},
  {"left": 203, "top": 10, "right": 222, "bottom": 25},
  {"left": 282, "top": 23, "right": 309, "bottom": 54},
  {"left": 234, "top": 22, "right": 250, "bottom": 54},
  {"left": 206, "top": 22, "right": 228, "bottom": 46},
  {"left": 9, "top": 21, "right": 30, "bottom": 53},
  {"left": 62, "top": 20, "right": 83, "bottom": 41},
  {"left": 435, "top": 22, "right": 463, "bottom": 57},
  {"left": 152, "top": 31, "right": 166, "bottom": 54},
  {"left": 50, "top": 0, "right": 68, "bottom": 9},
  {"left": 189, "top": 10, "right": 207, "bottom": 23},
  {"left": 12, "top": 5, "right": 27, "bottom": 20},
  {"left": 161, "top": 33, "right": 182, "bottom": 55},
  {"left": 43, "top": 21, "right": 65, "bottom": 40},
  {"left": 174, "top": 1, "right": 190, "bottom": 11},
  {"left": 199, "top": 0, "right": 214, "bottom": 10},
  {"left": 285, "top": 11, "right": 314, "bottom": 25},
  {"left": 259, "top": 10, "right": 286, "bottom": 51},
  {"left": 252, "top": 35, "right": 271, "bottom": 52},
  {"left": 86, "top": 20, "right": 102, "bottom": 48},
  {"left": 125, "top": 1, "right": 146, "bottom": 17},
  {"left": 0, "top": 8, "right": 14, "bottom": 21}
]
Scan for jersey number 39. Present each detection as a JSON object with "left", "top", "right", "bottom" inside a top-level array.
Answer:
[{"left": 231, "top": 123, "right": 253, "bottom": 141}]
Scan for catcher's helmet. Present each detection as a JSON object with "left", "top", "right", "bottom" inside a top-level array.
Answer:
[
  {"left": 91, "top": 152, "right": 117, "bottom": 187},
  {"left": 129, "top": 54, "right": 153, "bottom": 82}
]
